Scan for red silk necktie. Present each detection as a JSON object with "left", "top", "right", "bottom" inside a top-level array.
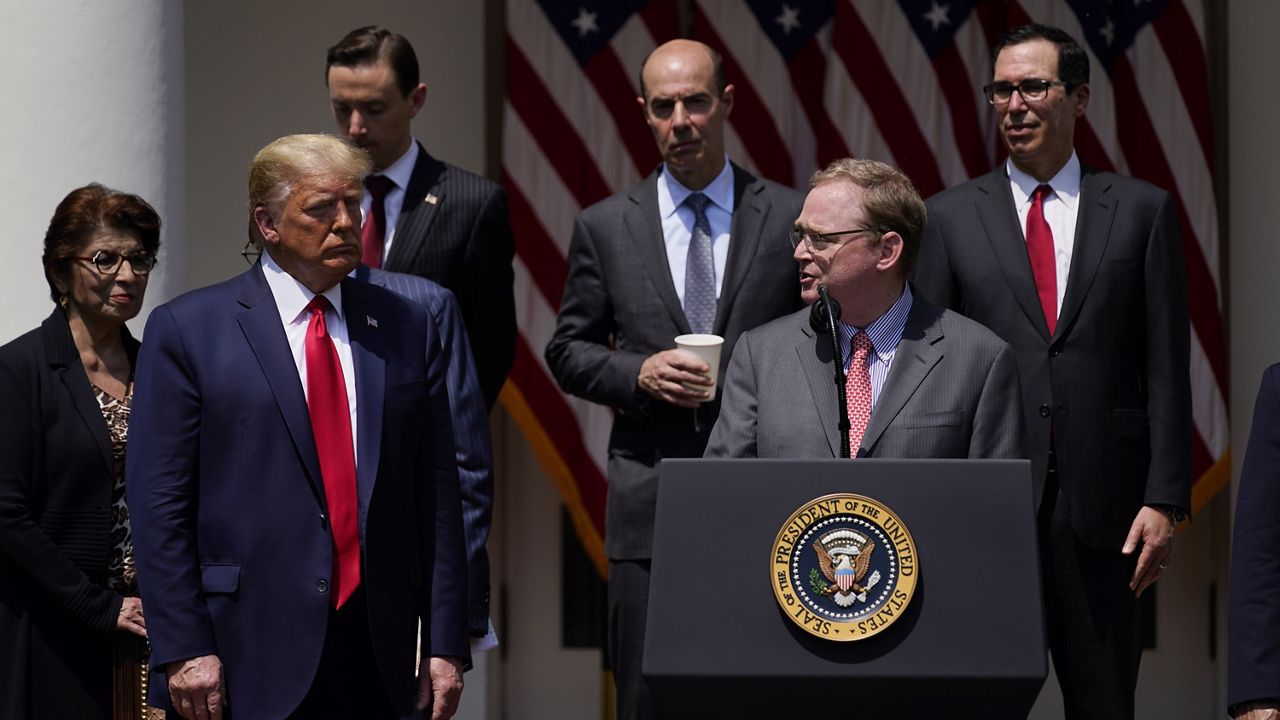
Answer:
[
  {"left": 1026, "top": 184, "right": 1058, "bottom": 335},
  {"left": 304, "top": 296, "right": 361, "bottom": 609},
  {"left": 846, "top": 332, "right": 873, "bottom": 455},
  {"left": 361, "top": 175, "right": 395, "bottom": 269}
]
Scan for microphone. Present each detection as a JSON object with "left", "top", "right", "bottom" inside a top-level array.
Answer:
[{"left": 811, "top": 285, "right": 852, "bottom": 458}]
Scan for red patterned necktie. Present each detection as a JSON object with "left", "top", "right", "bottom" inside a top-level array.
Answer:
[
  {"left": 846, "top": 332, "right": 873, "bottom": 455},
  {"left": 361, "top": 175, "right": 395, "bottom": 269},
  {"left": 1026, "top": 184, "right": 1058, "bottom": 334},
  {"left": 304, "top": 296, "right": 361, "bottom": 609}
]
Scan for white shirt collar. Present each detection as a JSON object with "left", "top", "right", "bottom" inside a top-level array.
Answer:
[
  {"left": 373, "top": 137, "right": 419, "bottom": 191},
  {"left": 1007, "top": 151, "right": 1081, "bottom": 212},
  {"left": 259, "top": 248, "right": 345, "bottom": 326},
  {"left": 657, "top": 157, "right": 736, "bottom": 219}
]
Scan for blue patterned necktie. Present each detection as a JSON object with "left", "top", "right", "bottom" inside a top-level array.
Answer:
[{"left": 683, "top": 192, "right": 717, "bottom": 334}]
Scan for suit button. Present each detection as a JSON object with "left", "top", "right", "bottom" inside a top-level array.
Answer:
[
  {"left": 316, "top": 579, "right": 328, "bottom": 593},
  {"left": 1039, "top": 404, "right": 1051, "bottom": 418},
  {"left": 1050, "top": 349, "right": 1060, "bottom": 357},
  {"left": 319, "top": 513, "right": 328, "bottom": 530}
]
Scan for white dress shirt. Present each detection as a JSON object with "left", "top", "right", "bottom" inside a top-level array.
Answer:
[
  {"left": 362, "top": 138, "right": 420, "bottom": 263},
  {"left": 656, "top": 158, "right": 735, "bottom": 303},
  {"left": 1008, "top": 152, "right": 1081, "bottom": 318},
  {"left": 260, "top": 250, "right": 359, "bottom": 461}
]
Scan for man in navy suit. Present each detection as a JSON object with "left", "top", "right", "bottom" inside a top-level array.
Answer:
[
  {"left": 1229, "top": 364, "right": 1280, "bottom": 719},
  {"left": 327, "top": 26, "right": 515, "bottom": 410},
  {"left": 127, "top": 134, "right": 469, "bottom": 719}
]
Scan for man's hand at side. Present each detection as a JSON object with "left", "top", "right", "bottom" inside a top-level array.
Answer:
[
  {"left": 418, "top": 655, "right": 465, "bottom": 720},
  {"left": 167, "top": 655, "right": 225, "bottom": 720}
]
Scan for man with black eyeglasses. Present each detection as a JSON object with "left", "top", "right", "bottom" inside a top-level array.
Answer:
[{"left": 914, "top": 23, "right": 1191, "bottom": 720}]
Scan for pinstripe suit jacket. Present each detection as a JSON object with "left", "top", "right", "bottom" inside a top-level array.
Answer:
[
  {"left": 384, "top": 144, "right": 515, "bottom": 410},
  {"left": 546, "top": 164, "right": 804, "bottom": 560},
  {"left": 356, "top": 265, "right": 493, "bottom": 636},
  {"left": 705, "top": 291, "right": 1025, "bottom": 461}
]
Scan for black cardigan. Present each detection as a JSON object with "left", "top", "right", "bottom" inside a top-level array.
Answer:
[{"left": 0, "top": 308, "right": 140, "bottom": 718}]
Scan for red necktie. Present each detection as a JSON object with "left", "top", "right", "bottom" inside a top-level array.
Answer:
[
  {"left": 361, "top": 175, "right": 395, "bottom": 269},
  {"left": 1026, "top": 184, "right": 1058, "bottom": 335},
  {"left": 304, "top": 296, "right": 361, "bottom": 608},
  {"left": 846, "top": 332, "right": 873, "bottom": 455}
]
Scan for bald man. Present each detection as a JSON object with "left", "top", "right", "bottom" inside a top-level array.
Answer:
[{"left": 546, "top": 40, "right": 803, "bottom": 719}]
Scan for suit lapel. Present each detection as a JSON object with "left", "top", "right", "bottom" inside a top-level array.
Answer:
[
  {"left": 342, "top": 279, "right": 385, "bottom": 519},
  {"left": 715, "top": 165, "right": 770, "bottom": 335},
  {"left": 860, "top": 299, "right": 944, "bottom": 454},
  {"left": 385, "top": 144, "right": 446, "bottom": 270},
  {"left": 235, "top": 268, "right": 326, "bottom": 504},
  {"left": 41, "top": 312, "right": 112, "bottom": 474},
  {"left": 974, "top": 168, "right": 1053, "bottom": 342},
  {"left": 797, "top": 322, "right": 841, "bottom": 457},
  {"left": 627, "top": 171, "right": 691, "bottom": 334},
  {"left": 1055, "top": 169, "right": 1115, "bottom": 340}
]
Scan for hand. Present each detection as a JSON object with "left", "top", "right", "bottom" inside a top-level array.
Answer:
[
  {"left": 167, "top": 655, "right": 225, "bottom": 720},
  {"left": 637, "top": 350, "right": 713, "bottom": 409},
  {"left": 1122, "top": 505, "right": 1176, "bottom": 597},
  {"left": 417, "top": 656, "right": 465, "bottom": 719},
  {"left": 1234, "top": 703, "right": 1280, "bottom": 719},
  {"left": 116, "top": 596, "right": 146, "bottom": 638}
]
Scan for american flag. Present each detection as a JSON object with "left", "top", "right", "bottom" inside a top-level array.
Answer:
[{"left": 501, "top": 0, "right": 1226, "bottom": 574}]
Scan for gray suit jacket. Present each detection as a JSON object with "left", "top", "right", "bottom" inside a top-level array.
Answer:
[
  {"left": 545, "top": 164, "right": 804, "bottom": 560},
  {"left": 913, "top": 165, "right": 1191, "bottom": 548},
  {"left": 705, "top": 292, "right": 1024, "bottom": 461}
]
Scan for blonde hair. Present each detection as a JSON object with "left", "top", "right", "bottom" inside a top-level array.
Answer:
[
  {"left": 808, "top": 158, "right": 927, "bottom": 275},
  {"left": 247, "top": 133, "right": 372, "bottom": 243}
]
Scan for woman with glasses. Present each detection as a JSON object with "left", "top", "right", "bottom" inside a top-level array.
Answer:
[{"left": 0, "top": 183, "right": 163, "bottom": 719}]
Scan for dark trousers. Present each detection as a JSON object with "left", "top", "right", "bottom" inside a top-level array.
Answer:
[
  {"left": 289, "top": 587, "right": 399, "bottom": 720},
  {"left": 1040, "top": 454, "right": 1143, "bottom": 720},
  {"left": 607, "top": 559, "right": 664, "bottom": 720}
]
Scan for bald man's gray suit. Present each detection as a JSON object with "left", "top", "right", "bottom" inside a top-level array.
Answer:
[{"left": 705, "top": 293, "right": 1025, "bottom": 460}]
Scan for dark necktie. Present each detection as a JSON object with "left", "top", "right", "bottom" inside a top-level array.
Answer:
[
  {"left": 683, "top": 193, "right": 717, "bottom": 334},
  {"left": 361, "top": 175, "right": 395, "bottom": 269},
  {"left": 846, "top": 332, "right": 873, "bottom": 455},
  {"left": 304, "top": 296, "right": 361, "bottom": 609},
  {"left": 1026, "top": 184, "right": 1057, "bottom": 334}
]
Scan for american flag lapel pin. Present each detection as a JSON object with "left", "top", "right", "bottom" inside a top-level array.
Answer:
[
  {"left": 425, "top": 193, "right": 439, "bottom": 205},
  {"left": 367, "top": 315, "right": 378, "bottom": 328}
]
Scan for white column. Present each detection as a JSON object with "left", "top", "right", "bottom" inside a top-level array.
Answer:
[{"left": 0, "top": 1, "right": 185, "bottom": 341}]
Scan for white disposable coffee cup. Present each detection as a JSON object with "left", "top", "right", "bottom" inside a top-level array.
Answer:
[{"left": 674, "top": 334, "right": 724, "bottom": 397}]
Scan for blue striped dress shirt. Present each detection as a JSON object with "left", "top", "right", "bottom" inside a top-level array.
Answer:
[{"left": 838, "top": 285, "right": 914, "bottom": 411}]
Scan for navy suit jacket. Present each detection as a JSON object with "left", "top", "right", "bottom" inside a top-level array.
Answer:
[
  {"left": 384, "top": 145, "right": 516, "bottom": 410},
  {"left": 1228, "top": 363, "right": 1280, "bottom": 712},
  {"left": 356, "top": 265, "right": 493, "bottom": 636},
  {"left": 127, "top": 266, "right": 469, "bottom": 717}
]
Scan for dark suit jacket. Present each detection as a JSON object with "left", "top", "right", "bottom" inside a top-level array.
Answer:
[
  {"left": 705, "top": 292, "right": 1024, "bottom": 461},
  {"left": 1228, "top": 363, "right": 1280, "bottom": 712},
  {"left": 545, "top": 164, "right": 804, "bottom": 560},
  {"left": 0, "top": 310, "right": 138, "bottom": 719},
  {"left": 384, "top": 144, "right": 516, "bottom": 410},
  {"left": 914, "top": 164, "right": 1191, "bottom": 548},
  {"left": 127, "top": 267, "right": 469, "bottom": 717},
  {"left": 357, "top": 265, "right": 493, "bottom": 637}
]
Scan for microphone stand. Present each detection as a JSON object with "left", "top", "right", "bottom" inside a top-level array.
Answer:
[{"left": 810, "top": 285, "right": 851, "bottom": 458}]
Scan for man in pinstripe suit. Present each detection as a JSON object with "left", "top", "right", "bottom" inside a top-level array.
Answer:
[
  {"left": 354, "top": 264, "right": 495, "bottom": 652},
  {"left": 706, "top": 158, "right": 1024, "bottom": 463},
  {"left": 327, "top": 26, "right": 515, "bottom": 410}
]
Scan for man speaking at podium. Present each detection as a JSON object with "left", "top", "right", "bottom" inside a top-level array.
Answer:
[{"left": 705, "top": 158, "right": 1023, "bottom": 462}]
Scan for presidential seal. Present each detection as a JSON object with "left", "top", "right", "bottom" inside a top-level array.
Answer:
[{"left": 771, "top": 493, "right": 918, "bottom": 641}]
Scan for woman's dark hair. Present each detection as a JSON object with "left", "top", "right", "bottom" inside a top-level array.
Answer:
[{"left": 42, "top": 183, "right": 161, "bottom": 303}]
